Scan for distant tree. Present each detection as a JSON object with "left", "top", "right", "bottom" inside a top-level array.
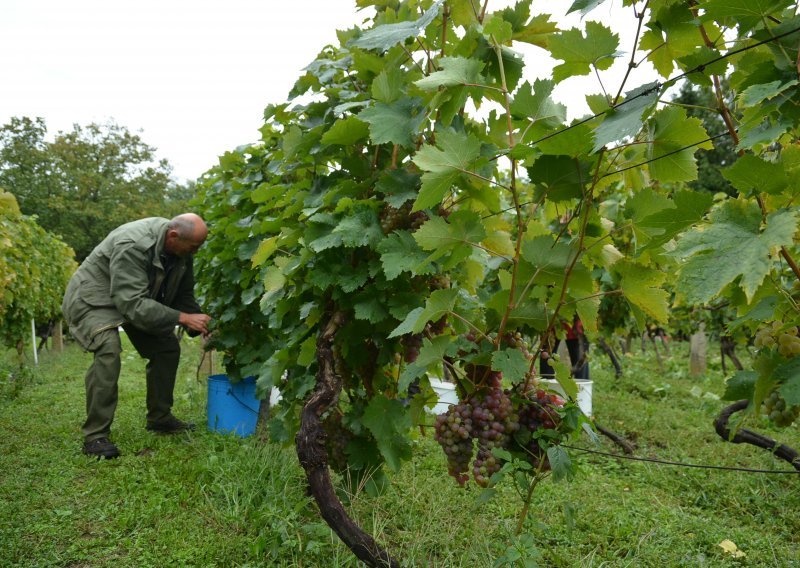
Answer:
[
  {"left": 671, "top": 82, "right": 737, "bottom": 196},
  {"left": 0, "top": 117, "right": 193, "bottom": 260}
]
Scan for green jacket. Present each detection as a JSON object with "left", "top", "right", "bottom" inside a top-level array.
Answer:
[{"left": 62, "top": 217, "right": 201, "bottom": 349}]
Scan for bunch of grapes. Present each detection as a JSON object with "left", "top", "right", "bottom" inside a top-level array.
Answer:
[
  {"left": 433, "top": 402, "right": 474, "bottom": 485},
  {"left": 433, "top": 368, "right": 568, "bottom": 487},
  {"left": 762, "top": 389, "right": 800, "bottom": 427},
  {"left": 754, "top": 322, "right": 800, "bottom": 357},
  {"left": 409, "top": 209, "right": 428, "bottom": 230},
  {"left": 427, "top": 316, "right": 448, "bottom": 336},
  {"left": 428, "top": 274, "right": 451, "bottom": 290},
  {"left": 501, "top": 331, "right": 533, "bottom": 360},
  {"left": 516, "top": 382, "right": 565, "bottom": 468},
  {"left": 468, "top": 377, "right": 519, "bottom": 486},
  {"left": 379, "top": 203, "right": 429, "bottom": 234},
  {"left": 379, "top": 203, "right": 410, "bottom": 234},
  {"left": 322, "top": 411, "right": 355, "bottom": 473},
  {"left": 401, "top": 333, "right": 423, "bottom": 363}
]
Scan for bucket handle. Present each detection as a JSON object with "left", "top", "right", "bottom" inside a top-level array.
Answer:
[{"left": 227, "top": 388, "right": 260, "bottom": 415}]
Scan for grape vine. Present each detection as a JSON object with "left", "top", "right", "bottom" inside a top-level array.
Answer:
[
  {"left": 0, "top": 190, "right": 76, "bottom": 356},
  {"left": 192, "top": 0, "right": 800, "bottom": 564}
]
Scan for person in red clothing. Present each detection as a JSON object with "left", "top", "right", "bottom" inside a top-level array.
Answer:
[{"left": 540, "top": 315, "right": 590, "bottom": 380}]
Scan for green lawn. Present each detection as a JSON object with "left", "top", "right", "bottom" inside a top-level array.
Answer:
[{"left": 1, "top": 335, "right": 798, "bottom": 567}]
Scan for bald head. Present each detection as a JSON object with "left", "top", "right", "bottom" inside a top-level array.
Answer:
[{"left": 165, "top": 213, "right": 208, "bottom": 256}]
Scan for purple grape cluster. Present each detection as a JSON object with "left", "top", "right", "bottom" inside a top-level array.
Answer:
[
  {"left": 401, "top": 333, "right": 423, "bottom": 363},
  {"left": 433, "top": 402, "right": 474, "bottom": 485},
  {"left": 433, "top": 371, "right": 566, "bottom": 487},
  {"left": 379, "top": 202, "right": 429, "bottom": 234}
]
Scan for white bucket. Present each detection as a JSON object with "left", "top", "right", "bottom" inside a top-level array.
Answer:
[
  {"left": 543, "top": 379, "right": 593, "bottom": 417},
  {"left": 428, "top": 378, "right": 458, "bottom": 414}
]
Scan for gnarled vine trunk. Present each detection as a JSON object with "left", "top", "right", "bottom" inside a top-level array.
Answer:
[
  {"left": 714, "top": 400, "right": 800, "bottom": 471},
  {"left": 295, "top": 311, "right": 400, "bottom": 568},
  {"left": 596, "top": 337, "right": 622, "bottom": 378}
]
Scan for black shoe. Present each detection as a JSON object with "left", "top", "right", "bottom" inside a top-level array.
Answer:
[
  {"left": 83, "top": 437, "right": 121, "bottom": 459},
  {"left": 146, "top": 416, "right": 196, "bottom": 434}
]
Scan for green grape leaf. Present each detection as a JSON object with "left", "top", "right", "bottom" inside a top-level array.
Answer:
[
  {"left": 412, "top": 130, "right": 482, "bottom": 210},
  {"left": 770, "top": 357, "right": 800, "bottom": 407},
  {"left": 333, "top": 206, "right": 383, "bottom": 249},
  {"left": 673, "top": 201, "right": 798, "bottom": 304},
  {"left": 354, "top": 295, "right": 390, "bottom": 324},
  {"left": 549, "top": 21, "right": 620, "bottom": 82},
  {"left": 648, "top": 106, "right": 712, "bottom": 183},
  {"left": 739, "top": 80, "right": 798, "bottom": 107},
  {"left": 616, "top": 260, "right": 669, "bottom": 322},
  {"left": 592, "top": 82, "right": 660, "bottom": 152},
  {"left": 483, "top": 14, "right": 514, "bottom": 44},
  {"left": 676, "top": 47, "right": 728, "bottom": 87},
  {"left": 526, "top": 155, "right": 590, "bottom": 202},
  {"left": 510, "top": 80, "right": 566, "bottom": 127},
  {"left": 722, "top": 371, "right": 757, "bottom": 401},
  {"left": 699, "top": 0, "right": 795, "bottom": 33},
  {"left": 359, "top": 97, "right": 426, "bottom": 148},
  {"left": 390, "top": 307, "right": 425, "bottom": 338},
  {"left": 414, "top": 171, "right": 460, "bottom": 211},
  {"left": 737, "top": 112, "right": 792, "bottom": 151},
  {"left": 417, "top": 335, "right": 457, "bottom": 367},
  {"left": 779, "top": 375, "right": 800, "bottom": 407},
  {"left": 567, "top": 0, "right": 606, "bottom": 16},
  {"left": 389, "top": 289, "right": 459, "bottom": 338},
  {"left": 533, "top": 122, "right": 595, "bottom": 158},
  {"left": 320, "top": 116, "right": 370, "bottom": 146},
  {"left": 546, "top": 446, "right": 574, "bottom": 482},
  {"left": 416, "top": 289, "right": 460, "bottom": 332},
  {"left": 413, "top": 210, "right": 487, "bottom": 269},
  {"left": 637, "top": 189, "right": 714, "bottom": 249},
  {"left": 398, "top": 362, "right": 426, "bottom": 394},
  {"left": 361, "top": 396, "right": 413, "bottom": 471},
  {"left": 491, "top": 348, "right": 530, "bottom": 384},
  {"left": 371, "top": 67, "right": 406, "bottom": 103},
  {"left": 512, "top": 13, "right": 558, "bottom": 48},
  {"left": 350, "top": 0, "right": 444, "bottom": 51},
  {"left": 377, "top": 231, "right": 433, "bottom": 280},
  {"left": 722, "top": 154, "right": 788, "bottom": 195},
  {"left": 375, "top": 168, "right": 420, "bottom": 207},
  {"left": 448, "top": 0, "right": 478, "bottom": 28},
  {"left": 414, "top": 210, "right": 487, "bottom": 250},
  {"left": 297, "top": 336, "right": 317, "bottom": 367},
  {"left": 251, "top": 236, "right": 279, "bottom": 267},
  {"left": 415, "top": 56, "right": 485, "bottom": 90},
  {"left": 639, "top": 28, "right": 674, "bottom": 78}
]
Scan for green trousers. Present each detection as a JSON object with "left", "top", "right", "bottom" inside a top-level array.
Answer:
[{"left": 82, "top": 326, "right": 181, "bottom": 442}]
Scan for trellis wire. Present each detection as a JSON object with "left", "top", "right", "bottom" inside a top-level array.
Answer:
[{"left": 563, "top": 444, "right": 800, "bottom": 474}]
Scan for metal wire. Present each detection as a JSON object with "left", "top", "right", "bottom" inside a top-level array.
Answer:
[{"left": 562, "top": 444, "right": 800, "bottom": 474}]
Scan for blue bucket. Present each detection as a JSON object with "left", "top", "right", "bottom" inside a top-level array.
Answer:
[{"left": 207, "top": 374, "right": 259, "bottom": 437}]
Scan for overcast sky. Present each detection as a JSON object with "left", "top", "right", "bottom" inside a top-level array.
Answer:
[{"left": 1, "top": 1, "right": 655, "bottom": 182}]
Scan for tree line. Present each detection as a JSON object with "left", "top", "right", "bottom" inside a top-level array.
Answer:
[{"left": 0, "top": 116, "right": 193, "bottom": 261}]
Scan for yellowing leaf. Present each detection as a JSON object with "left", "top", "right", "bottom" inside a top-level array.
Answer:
[
  {"left": 718, "top": 539, "right": 746, "bottom": 558},
  {"left": 251, "top": 237, "right": 278, "bottom": 267},
  {"left": 482, "top": 231, "right": 515, "bottom": 257}
]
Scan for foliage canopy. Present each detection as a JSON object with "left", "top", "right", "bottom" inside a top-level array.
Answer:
[{"left": 193, "top": 0, "right": 800, "bottom": 493}]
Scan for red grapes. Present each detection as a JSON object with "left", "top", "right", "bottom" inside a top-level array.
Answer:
[{"left": 433, "top": 371, "right": 566, "bottom": 487}]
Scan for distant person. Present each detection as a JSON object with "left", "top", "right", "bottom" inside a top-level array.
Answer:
[
  {"left": 62, "top": 214, "right": 212, "bottom": 459},
  {"left": 540, "top": 315, "right": 590, "bottom": 381}
]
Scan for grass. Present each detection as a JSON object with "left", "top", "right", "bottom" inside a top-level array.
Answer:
[{"left": 1, "top": 334, "right": 799, "bottom": 567}]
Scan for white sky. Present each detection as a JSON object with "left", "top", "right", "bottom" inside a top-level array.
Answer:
[{"left": 0, "top": 1, "right": 657, "bottom": 182}]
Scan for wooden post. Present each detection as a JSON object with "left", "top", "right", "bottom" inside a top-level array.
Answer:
[
  {"left": 689, "top": 323, "right": 708, "bottom": 377},
  {"left": 53, "top": 321, "right": 64, "bottom": 353},
  {"left": 30, "top": 319, "right": 39, "bottom": 366}
]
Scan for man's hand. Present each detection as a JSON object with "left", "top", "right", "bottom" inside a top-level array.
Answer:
[{"left": 178, "top": 312, "right": 212, "bottom": 337}]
